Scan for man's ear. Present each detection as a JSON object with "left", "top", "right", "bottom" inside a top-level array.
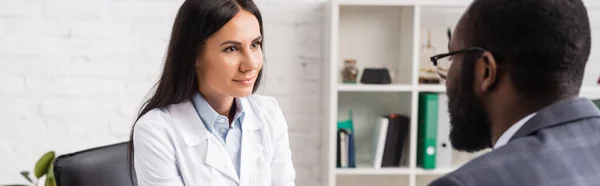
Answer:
[{"left": 478, "top": 51, "right": 498, "bottom": 93}]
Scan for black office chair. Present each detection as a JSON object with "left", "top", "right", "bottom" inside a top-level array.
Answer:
[{"left": 53, "top": 142, "right": 137, "bottom": 186}]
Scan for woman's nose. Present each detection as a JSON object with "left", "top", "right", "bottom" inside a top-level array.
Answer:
[{"left": 241, "top": 52, "right": 260, "bottom": 72}]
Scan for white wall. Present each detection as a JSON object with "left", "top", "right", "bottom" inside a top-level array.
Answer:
[{"left": 0, "top": 0, "right": 324, "bottom": 185}]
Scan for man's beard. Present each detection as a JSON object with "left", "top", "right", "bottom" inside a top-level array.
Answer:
[{"left": 446, "top": 62, "right": 493, "bottom": 152}]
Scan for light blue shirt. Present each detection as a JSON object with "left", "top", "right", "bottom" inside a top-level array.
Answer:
[{"left": 191, "top": 92, "right": 245, "bottom": 178}]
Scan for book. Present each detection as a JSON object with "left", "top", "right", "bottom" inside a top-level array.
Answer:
[
  {"left": 436, "top": 94, "right": 452, "bottom": 168},
  {"left": 380, "top": 113, "right": 410, "bottom": 167},
  {"left": 418, "top": 93, "right": 439, "bottom": 169},
  {"left": 337, "top": 111, "right": 356, "bottom": 168},
  {"left": 372, "top": 117, "right": 389, "bottom": 168}
]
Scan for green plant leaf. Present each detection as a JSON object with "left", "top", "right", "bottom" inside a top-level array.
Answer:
[
  {"left": 20, "top": 171, "right": 33, "bottom": 183},
  {"left": 46, "top": 161, "right": 54, "bottom": 180},
  {"left": 34, "top": 151, "right": 55, "bottom": 178},
  {"left": 45, "top": 176, "right": 56, "bottom": 186}
]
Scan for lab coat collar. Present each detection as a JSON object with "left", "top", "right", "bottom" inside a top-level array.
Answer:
[
  {"left": 191, "top": 92, "right": 246, "bottom": 134},
  {"left": 168, "top": 100, "right": 211, "bottom": 148},
  {"left": 239, "top": 96, "right": 264, "bottom": 130},
  {"left": 205, "top": 136, "right": 241, "bottom": 183},
  {"left": 168, "top": 96, "right": 265, "bottom": 184},
  {"left": 173, "top": 96, "right": 263, "bottom": 148}
]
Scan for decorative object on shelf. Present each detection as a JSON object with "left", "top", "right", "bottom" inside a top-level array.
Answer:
[
  {"left": 3, "top": 151, "right": 57, "bottom": 186},
  {"left": 337, "top": 110, "right": 356, "bottom": 168},
  {"left": 420, "top": 29, "right": 439, "bottom": 85},
  {"left": 360, "top": 68, "right": 392, "bottom": 84},
  {"left": 597, "top": 75, "right": 600, "bottom": 85},
  {"left": 419, "top": 67, "right": 441, "bottom": 84},
  {"left": 341, "top": 59, "right": 359, "bottom": 84},
  {"left": 421, "top": 29, "right": 437, "bottom": 62}
]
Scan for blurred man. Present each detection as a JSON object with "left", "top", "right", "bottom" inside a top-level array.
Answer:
[{"left": 428, "top": 0, "right": 600, "bottom": 185}]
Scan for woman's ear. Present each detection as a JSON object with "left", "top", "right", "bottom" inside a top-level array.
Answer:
[{"left": 479, "top": 51, "right": 498, "bottom": 92}]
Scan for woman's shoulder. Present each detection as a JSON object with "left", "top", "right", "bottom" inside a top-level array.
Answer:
[
  {"left": 133, "top": 107, "right": 171, "bottom": 132},
  {"left": 135, "top": 100, "right": 194, "bottom": 126}
]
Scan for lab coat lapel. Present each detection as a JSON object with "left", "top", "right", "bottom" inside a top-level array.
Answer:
[
  {"left": 172, "top": 100, "right": 239, "bottom": 183},
  {"left": 205, "top": 136, "right": 240, "bottom": 184},
  {"left": 239, "top": 98, "right": 265, "bottom": 186}
]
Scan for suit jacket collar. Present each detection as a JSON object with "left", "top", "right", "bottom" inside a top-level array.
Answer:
[{"left": 509, "top": 97, "right": 600, "bottom": 142}]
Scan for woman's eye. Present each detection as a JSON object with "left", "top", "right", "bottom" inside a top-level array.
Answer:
[
  {"left": 251, "top": 41, "right": 262, "bottom": 48},
  {"left": 224, "top": 46, "right": 237, "bottom": 53}
]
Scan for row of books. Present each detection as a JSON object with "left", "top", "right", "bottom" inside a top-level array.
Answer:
[
  {"left": 336, "top": 112, "right": 410, "bottom": 168},
  {"left": 335, "top": 93, "right": 454, "bottom": 169}
]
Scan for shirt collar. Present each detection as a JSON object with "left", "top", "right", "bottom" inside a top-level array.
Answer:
[
  {"left": 493, "top": 112, "right": 537, "bottom": 149},
  {"left": 191, "top": 91, "right": 245, "bottom": 133}
]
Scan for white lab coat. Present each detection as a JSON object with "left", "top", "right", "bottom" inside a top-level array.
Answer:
[{"left": 133, "top": 95, "right": 296, "bottom": 186}]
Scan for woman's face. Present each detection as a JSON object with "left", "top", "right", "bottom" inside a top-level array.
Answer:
[{"left": 197, "top": 10, "right": 263, "bottom": 99}]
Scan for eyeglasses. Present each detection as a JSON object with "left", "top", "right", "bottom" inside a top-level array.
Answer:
[{"left": 429, "top": 46, "right": 487, "bottom": 81}]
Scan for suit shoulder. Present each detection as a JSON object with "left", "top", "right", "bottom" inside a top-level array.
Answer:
[{"left": 429, "top": 175, "right": 464, "bottom": 186}]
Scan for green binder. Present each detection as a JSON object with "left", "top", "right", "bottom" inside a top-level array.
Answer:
[{"left": 418, "top": 93, "right": 438, "bottom": 169}]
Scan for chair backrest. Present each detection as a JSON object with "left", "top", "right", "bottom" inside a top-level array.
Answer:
[{"left": 54, "top": 142, "right": 137, "bottom": 186}]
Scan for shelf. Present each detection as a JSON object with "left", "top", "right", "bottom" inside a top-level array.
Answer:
[
  {"left": 334, "top": 167, "right": 457, "bottom": 175},
  {"left": 325, "top": 1, "right": 600, "bottom": 186},
  {"left": 581, "top": 85, "right": 600, "bottom": 93},
  {"left": 335, "top": 168, "right": 412, "bottom": 175},
  {"left": 418, "top": 0, "right": 471, "bottom": 6},
  {"left": 417, "top": 85, "right": 445, "bottom": 92},
  {"left": 580, "top": 85, "right": 600, "bottom": 99},
  {"left": 414, "top": 85, "right": 600, "bottom": 93},
  {"left": 336, "top": 0, "right": 471, "bottom": 7},
  {"left": 337, "top": 5, "right": 414, "bottom": 84},
  {"left": 337, "top": 0, "right": 418, "bottom": 6},
  {"left": 338, "top": 84, "right": 412, "bottom": 92}
]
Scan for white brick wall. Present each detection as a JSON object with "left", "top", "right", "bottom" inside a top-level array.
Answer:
[
  {"left": 0, "top": 0, "right": 325, "bottom": 185},
  {"left": 2, "top": 0, "right": 599, "bottom": 185}
]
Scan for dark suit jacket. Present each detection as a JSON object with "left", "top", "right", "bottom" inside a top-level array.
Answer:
[{"left": 429, "top": 97, "right": 600, "bottom": 186}]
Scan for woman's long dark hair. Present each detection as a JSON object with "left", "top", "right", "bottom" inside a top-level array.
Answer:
[{"left": 127, "top": 0, "right": 264, "bottom": 183}]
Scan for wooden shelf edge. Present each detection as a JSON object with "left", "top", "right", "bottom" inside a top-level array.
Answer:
[
  {"left": 337, "top": 84, "right": 413, "bottom": 92},
  {"left": 335, "top": 0, "right": 472, "bottom": 7}
]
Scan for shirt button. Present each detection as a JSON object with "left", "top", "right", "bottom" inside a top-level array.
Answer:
[
  {"left": 220, "top": 129, "right": 227, "bottom": 134},
  {"left": 218, "top": 118, "right": 226, "bottom": 123}
]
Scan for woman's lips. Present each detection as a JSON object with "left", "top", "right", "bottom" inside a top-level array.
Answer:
[{"left": 234, "top": 77, "right": 255, "bottom": 85}]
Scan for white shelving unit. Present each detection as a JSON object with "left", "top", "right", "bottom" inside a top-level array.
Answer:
[{"left": 322, "top": 1, "right": 600, "bottom": 186}]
